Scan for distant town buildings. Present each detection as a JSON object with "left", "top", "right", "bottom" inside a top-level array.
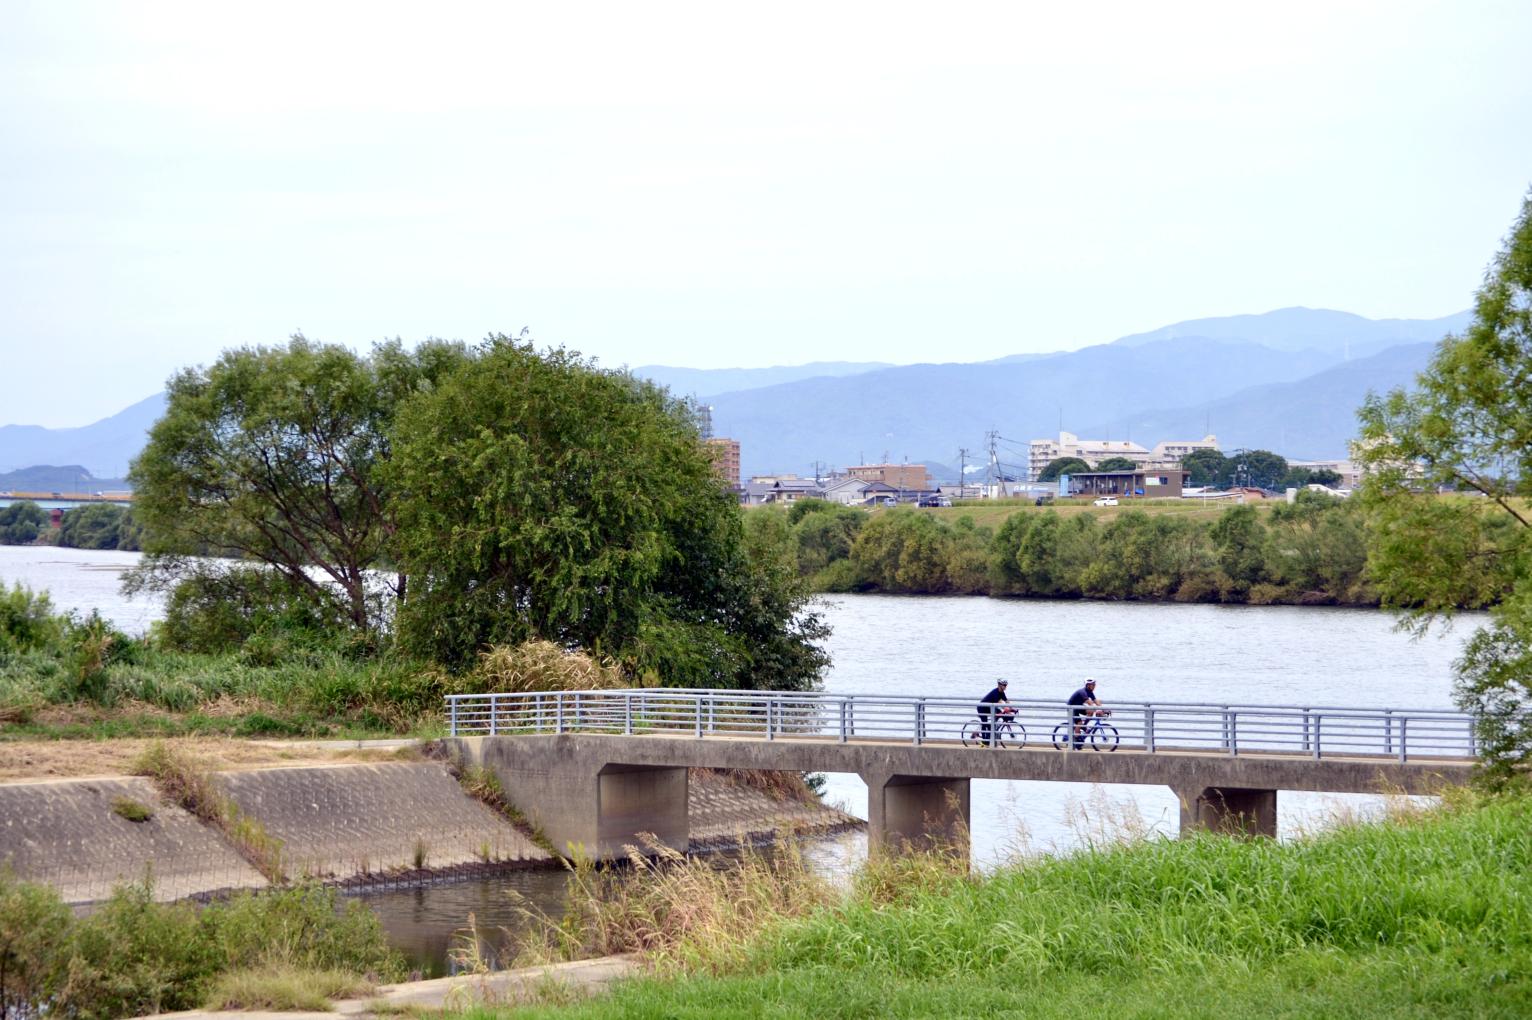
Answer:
[
  {"left": 1288, "top": 459, "right": 1361, "bottom": 489},
  {"left": 705, "top": 438, "right": 741, "bottom": 488},
  {"left": 1027, "top": 431, "right": 1219, "bottom": 480}
]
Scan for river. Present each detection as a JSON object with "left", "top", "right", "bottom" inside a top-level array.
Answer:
[{"left": 0, "top": 546, "right": 1478, "bottom": 972}]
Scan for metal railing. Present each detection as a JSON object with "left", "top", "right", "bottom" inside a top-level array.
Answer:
[{"left": 444, "top": 689, "right": 1478, "bottom": 763}]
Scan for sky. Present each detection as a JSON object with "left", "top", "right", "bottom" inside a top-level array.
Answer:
[{"left": 2, "top": 0, "right": 1530, "bottom": 428}]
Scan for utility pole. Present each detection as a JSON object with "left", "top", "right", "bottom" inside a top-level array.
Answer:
[
  {"left": 957, "top": 447, "right": 969, "bottom": 498},
  {"left": 985, "top": 430, "right": 1005, "bottom": 499}
]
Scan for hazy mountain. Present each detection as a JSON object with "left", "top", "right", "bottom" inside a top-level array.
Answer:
[
  {"left": 712, "top": 338, "right": 1342, "bottom": 477},
  {"left": 1078, "top": 342, "right": 1437, "bottom": 461},
  {"left": 0, "top": 393, "right": 165, "bottom": 477},
  {"left": 1112, "top": 306, "right": 1469, "bottom": 358},
  {"left": 632, "top": 361, "right": 894, "bottom": 398},
  {"left": 0, "top": 465, "right": 132, "bottom": 493},
  {"left": 1, "top": 308, "right": 1464, "bottom": 483}
]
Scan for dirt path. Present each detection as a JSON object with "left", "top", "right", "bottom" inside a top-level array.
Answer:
[{"left": 0, "top": 736, "right": 419, "bottom": 783}]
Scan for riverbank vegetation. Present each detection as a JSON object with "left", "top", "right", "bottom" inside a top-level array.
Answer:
[
  {"left": 0, "top": 874, "right": 403, "bottom": 1020},
  {"left": 465, "top": 789, "right": 1530, "bottom": 1019},
  {"left": 767, "top": 489, "right": 1513, "bottom": 610}
]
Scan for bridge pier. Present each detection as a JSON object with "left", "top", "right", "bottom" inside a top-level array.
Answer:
[
  {"left": 862, "top": 771, "right": 970, "bottom": 854},
  {"left": 455, "top": 736, "right": 689, "bottom": 859},
  {"left": 1178, "top": 786, "right": 1277, "bottom": 838}
]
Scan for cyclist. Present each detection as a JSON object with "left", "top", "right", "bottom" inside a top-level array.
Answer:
[
  {"left": 1066, "top": 677, "right": 1101, "bottom": 750},
  {"left": 977, "top": 679, "right": 1010, "bottom": 747}
]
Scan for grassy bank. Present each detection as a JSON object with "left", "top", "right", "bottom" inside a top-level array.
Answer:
[{"left": 471, "top": 791, "right": 1530, "bottom": 1019}]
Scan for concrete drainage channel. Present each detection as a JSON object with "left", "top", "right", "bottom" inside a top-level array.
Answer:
[{"left": 0, "top": 740, "right": 858, "bottom": 905}]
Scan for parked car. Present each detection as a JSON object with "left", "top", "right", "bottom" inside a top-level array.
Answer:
[
  {"left": 1092, "top": 496, "right": 1119, "bottom": 506},
  {"left": 1034, "top": 492, "right": 1055, "bottom": 506},
  {"left": 917, "top": 496, "right": 952, "bottom": 508}
]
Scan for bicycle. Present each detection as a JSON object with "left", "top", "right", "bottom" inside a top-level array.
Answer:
[
  {"left": 1052, "top": 708, "right": 1119, "bottom": 751},
  {"left": 962, "top": 706, "right": 1027, "bottom": 749}
]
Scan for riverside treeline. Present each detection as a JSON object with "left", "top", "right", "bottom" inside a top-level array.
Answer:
[{"left": 760, "top": 492, "right": 1503, "bottom": 608}]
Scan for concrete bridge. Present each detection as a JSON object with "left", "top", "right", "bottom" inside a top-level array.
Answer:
[{"left": 445, "top": 689, "right": 1476, "bottom": 858}]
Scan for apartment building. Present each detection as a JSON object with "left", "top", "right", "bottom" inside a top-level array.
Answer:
[
  {"left": 1028, "top": 431, "right": 1219, "bottom": 480},
  {"left": 704, "top": 437, "right": 741, "bottom": 487}
]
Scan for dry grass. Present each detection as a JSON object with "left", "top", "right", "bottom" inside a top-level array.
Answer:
[
  {"left": 513, "top": 834, "right": 835, "bottom": 974},
  {"left": 690, "top": 767, "right": 821, "bottom": 804},
  {"left": 443, "top": 640, "right": 629, "bottom": 695},
  {"left": 204, "top": 967, "right": 374, "bottom": 1011}
]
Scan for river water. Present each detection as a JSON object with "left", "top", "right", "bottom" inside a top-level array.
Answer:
[{"left": 0, "top": 546, "right": 1478, "bottom": 972}]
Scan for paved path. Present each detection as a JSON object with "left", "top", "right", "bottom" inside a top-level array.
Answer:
[{"left": 141, "top": 953, "right": 641, "bottom": 1019}]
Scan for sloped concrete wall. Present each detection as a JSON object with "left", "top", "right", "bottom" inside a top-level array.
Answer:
[
  {"left": 216, "top": 762, "right": 551, "bottom": 880},
  {"left": 0, "top": 776, "right": 267, "bottom": 904}
]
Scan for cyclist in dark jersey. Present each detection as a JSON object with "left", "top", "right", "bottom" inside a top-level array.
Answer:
[
  {"left": 977, "top": 680, "right": 1010, "bottom": 747},
  {"left": 1066, "top": 678, "right": 1100, "bottom": 750}
]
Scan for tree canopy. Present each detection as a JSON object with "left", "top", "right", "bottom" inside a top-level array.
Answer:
[
  {"left": 1181, "top": 448, "right": 1229, "bottom": 487},
  {"left": 1093, "top": 456, "right": 1139, "bottom": 472},
  {"left": 383, "top": 336, "right": 827, "bottom": 689},
  {"left": 0, "top": 502, "right": 46, "bottom": 545},
  {"left": 1357, "top": 190, "right": 1532, "bottom": 784},
  {"left": 127, "top": 336, "right": 467, "bottom": 631},
  {"left": 1038, "top": 457, "right": 1089, "bottom": 482}
]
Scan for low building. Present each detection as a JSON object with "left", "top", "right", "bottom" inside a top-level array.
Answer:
[
  {"left": 1288, "top": 459, "right": 1361, "bottom": 489},
  {"left": 1064, "top": 468, "right": 1186, "bottom": 499},
  {"left": 822, "top": 477, "right": 872, "bottom": 505},
  {"left": 847, "top": 462, "right": 929, "bottom": 492}
]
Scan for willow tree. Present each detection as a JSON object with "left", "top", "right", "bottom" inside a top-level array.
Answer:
[
  {"left": 384, "top": 336, "right": 827, "bottom": 690},
  {"left": 127, "top": 335, "right": 466, "bottom": 634},
  {"left": 1357, "top": 191, "right": 1532, "bottom": 784}
]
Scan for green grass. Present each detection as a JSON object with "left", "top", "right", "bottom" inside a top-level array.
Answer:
[
  {"left": 457, "top": 791, "right": 1532, "bottom": 1019},
  {"left": 928, "top": 496, "right": 1279, "bottom": 530}
]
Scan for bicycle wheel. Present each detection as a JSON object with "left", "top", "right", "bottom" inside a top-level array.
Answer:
[
  {"left": 1091, "top": 723, "right": 1120, "bottom": 752},
  {"left": 962, "top": 720, "right": 984, "bottom": 747},
  {"left": 997, "top": 722, "right": 1027, "bottom": 750},
  {"left": 1051, "top": 723, "right": 1072, "bottom": 750}
]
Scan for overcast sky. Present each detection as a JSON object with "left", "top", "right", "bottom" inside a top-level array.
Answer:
[{"left": 3, "top": 1, "right": 1530, "bottom": 427}]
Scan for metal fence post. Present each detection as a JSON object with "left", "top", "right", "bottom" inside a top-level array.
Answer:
[
  {"left": 624, "top": 693, "right": 633, "bottom": 735},
  {"left": 1228, "top": 711, "right": 1238, "bottom": 756},
  {"left": 1302, "top": 709, "right": 1311, "bottom": 753},
  {"left": 695, "top": 697, "right": 703, "bottom": 738},
  {"left": 708, "top": 698, "right": 715, "bottom": 734},
  {"left": 1399, "top": 716, "right": 1408, "bottom": 763},
  {"left": 1312, "top": 714, "right": 1322, "bottom": 759},
  {"left": 449, "top": 698, "right": 458, "bottom": 736},
  {"left": 1144, "top": 706, "right": 1155, "bottom": 752},
  {"left": 914, "top": 700, "right": 925, "bottom": 746},
  {"left": 767, "top": 698, "right": 775, "bottom": 740},
  {"left": 489, "top": 694, "right": 498, "bottom": 736},
  {"left": 839, "top": 701, "right": 848, "bottom": 743},
  {"left": 556, "top": 694, "right": 565, "bottom": 734},
  {"left": 1384, "top": 709, "right": 1393, "bottom": 756}
]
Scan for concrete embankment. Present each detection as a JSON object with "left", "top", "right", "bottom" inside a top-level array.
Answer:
[{"left": 0, "top": 749, "right": 860, "bottom": 905}]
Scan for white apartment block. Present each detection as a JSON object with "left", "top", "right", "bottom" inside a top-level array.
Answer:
[{"left": 1028, "top": 431, "right": 1219, "bottom": 480}]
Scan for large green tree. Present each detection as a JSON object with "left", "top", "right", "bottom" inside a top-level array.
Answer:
[
  {"left": 1357, "top": 191, "right": 1532, "bottom": 784},
  {"left": 384, "top": 337, "right": 827, "bottom": 690},
  {"left": 1181, "top": 448, "right": 1230, "bottom": 487},
  {"left": 1037, "top": 457, "right": 1089, "bottom": 483},
  {"left": 128, "top": 335, "right": 467, "bottom": 632}
]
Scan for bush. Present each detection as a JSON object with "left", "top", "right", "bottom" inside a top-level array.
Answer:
[
  {"left": 0, "top": 501, "right": 46, "bottom": 545},
  {"left": 0, "top": 866, "right": 72, "bottom": 1019},
  {"left": 0, "top": 583, "right": 65, "bottom": 654},
  {"left": 158, "top": 566, "right": 348, "bottom": 655}
]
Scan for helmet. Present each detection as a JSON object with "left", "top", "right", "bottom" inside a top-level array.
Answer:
[
  {"left": 996, "top": 679, "right": 1008, "bottom": 686},
  {"left": 1084, "top": 677, "right": 1097, "bottom": 685}
]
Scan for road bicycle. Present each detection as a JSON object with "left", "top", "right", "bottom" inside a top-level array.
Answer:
[
  {"left": 962, "top": 707, "right": 1027, "bottom": 749},
  {"left": 1052, "top": 709, "right": 1119, "bottom": 751}
]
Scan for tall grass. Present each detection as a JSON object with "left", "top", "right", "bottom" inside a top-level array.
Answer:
[{"left": 469, "top": 790, "right": 1532, "bottom": 1019}]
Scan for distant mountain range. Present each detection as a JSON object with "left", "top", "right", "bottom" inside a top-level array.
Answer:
[
  {"left": 0, "top": 393, "right": 165, "bottom": 478},
  {"left": 0, "top": 307, "right": 1466, "bottom": 481}
]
